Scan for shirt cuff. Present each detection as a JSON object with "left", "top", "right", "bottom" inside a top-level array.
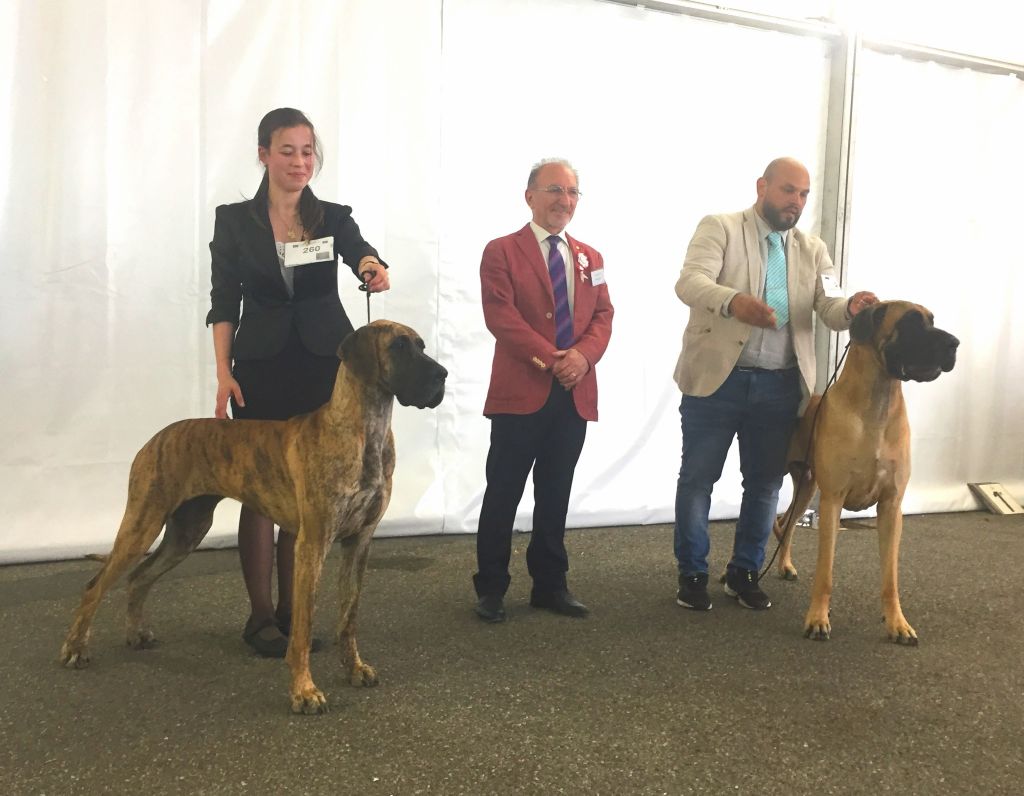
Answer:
[{"left": 720, "top": 292, "right": 738, "bottom": 318}]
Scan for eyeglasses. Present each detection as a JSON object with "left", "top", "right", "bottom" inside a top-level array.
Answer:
[{"left": 535, "top": 185, "right": 583, "bottom": 199}]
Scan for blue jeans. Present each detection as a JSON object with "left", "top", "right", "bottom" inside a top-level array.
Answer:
[{"left": 673, "top": 367, "right": 802, "bottom": 576}]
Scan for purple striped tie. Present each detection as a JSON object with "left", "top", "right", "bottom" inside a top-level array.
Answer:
[{"left": 546, "top": 235, "right": 574, "bottom": 349}]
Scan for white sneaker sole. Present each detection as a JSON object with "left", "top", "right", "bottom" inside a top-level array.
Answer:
[
  {"left": 676, "top": 596, "right": 712, "bottom": 611},
  {"left": 723, "top": 584, "right": 771, "bottom": 610}
]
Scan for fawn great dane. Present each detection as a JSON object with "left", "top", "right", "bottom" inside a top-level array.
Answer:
[
  {"left": 772, "top": 300, "right": 958, "bottom": 643},
  {"left": 60, "top": 320, "right": 447, "bottom": 714}
]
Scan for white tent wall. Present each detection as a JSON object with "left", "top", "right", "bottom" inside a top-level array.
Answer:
[
  {"left": 1, "top": 0, "right": 445, "bottom": 562},
  {"left": 844, "top": 50, "right": 1024, "bottom": 513},
  {"left": 435, "top": 0, "right": 831, "bottom": 533},
  {"left": 2, "top": 1, "right": 209, "bottom": 563},
  {"left": 1, "top": 0, "right": 1020, "bottom": 563}
]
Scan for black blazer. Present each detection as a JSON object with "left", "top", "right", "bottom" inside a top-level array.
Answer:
[{"left": 207, "top": 198, "right": 384, "bottom": 359}]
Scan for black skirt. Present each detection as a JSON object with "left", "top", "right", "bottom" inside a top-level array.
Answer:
[{"left": 230, "top": 328, "right": 340, "bottom": 421}]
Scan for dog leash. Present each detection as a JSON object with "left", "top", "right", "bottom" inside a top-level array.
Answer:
[
  {"left": 358, "top": 270, "right": 374, "bottom": 324},
  {"left": 759, "top": 340, "right": 852, "bottom": 581}
]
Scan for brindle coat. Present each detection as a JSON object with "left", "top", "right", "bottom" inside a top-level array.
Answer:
[
  {"left": 60, "top": 320, "right": 447, "bottom": 714},
  {"left": 772, "top": 300, "right": 958, "bottom": 643}
]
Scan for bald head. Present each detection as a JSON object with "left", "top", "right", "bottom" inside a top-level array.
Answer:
[
  {"left": 762, "top": 157, "right": 808, "bottom": 184},
  {"left": 756, "top": 157, "right": 811, "bottom": 231}
]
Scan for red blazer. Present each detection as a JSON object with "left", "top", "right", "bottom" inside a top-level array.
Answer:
[{"left": 481, "top": 224, "right": 614, "bottom": 421}]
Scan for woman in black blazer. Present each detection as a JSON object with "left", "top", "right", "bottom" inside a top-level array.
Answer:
[{"left": 206, "top": 107, "right": 390, "bottom": 657}]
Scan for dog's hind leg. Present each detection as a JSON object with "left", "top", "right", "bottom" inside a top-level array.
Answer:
[
  {"left": 775, "top": 395, "right": 822, "bottom": 580},
  {"left": 124, "top": 494, "right": 223, "bottom": 649},
  {"left": 60, "top": 497, "right": 170, "bottom": 668},
  {"left": 877, "top": 496, "right": 917, "bottom": 645},
  {"left": 335, "top": 529, "right": 378, "bottom": 688},
  {"left": 773, "top": 463, "right": 816, "bottom": 581}
]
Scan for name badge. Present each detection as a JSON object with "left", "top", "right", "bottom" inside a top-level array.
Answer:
[
  {"left": 590, "top": 268, "right": 606, "bottom": 286},
  {"left": 283, "top": 236, "right": 334, "bottom": 268},
  {"left": 820, "top": 274, "right": 844, "bottom": 298}
]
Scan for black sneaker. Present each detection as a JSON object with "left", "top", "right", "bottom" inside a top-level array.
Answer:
[
  {"left": 724, "top": 568, "right": 771, "bottom": 610},
  {"left": 676, "top": 572, "right": 712, "bottom": 611},
  {"left": 475, "top": 594, "right": 507, "bottom": 623}
]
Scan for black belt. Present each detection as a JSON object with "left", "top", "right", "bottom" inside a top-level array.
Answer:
[{"left": 734, "top": 365, "right": 797, "bottom": 374}]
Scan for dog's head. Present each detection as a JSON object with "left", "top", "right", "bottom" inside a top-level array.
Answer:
[
  {"left": 849, "top": 300, "right": 959, "bottom": 382},
  {"left": 338, "top": 321, "right": 447, "bottom": 408}
]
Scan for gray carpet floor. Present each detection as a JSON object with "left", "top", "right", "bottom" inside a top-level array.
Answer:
[{"left": 1, "top": 512, "right": 1021, "bottom": 795}]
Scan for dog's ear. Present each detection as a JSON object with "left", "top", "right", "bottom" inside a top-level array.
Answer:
[
  {"left": 850, "top": 303, "right": 887, "bottom": 344},
  {"left": 337, "top": 328, "right": 358, "bottom": 361},
  {"left": 337, "top": 326, "right": 378, "bottom": 380}
]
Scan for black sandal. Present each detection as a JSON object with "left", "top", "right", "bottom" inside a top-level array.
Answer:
[
  {"left": 276, "top": 616, "right": 324, "bottom": 653},
  {"left": 242, "top": 617, "right": 289, "bottom": 658}
]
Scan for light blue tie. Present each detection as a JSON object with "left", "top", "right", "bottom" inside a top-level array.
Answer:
[{"left": 765, "top": 231, "right": 789, "bottom": 328}]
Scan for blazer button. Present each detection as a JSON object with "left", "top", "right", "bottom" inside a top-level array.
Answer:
[{"left": 545, "top": 312, "right": 553, "bottom": 319}]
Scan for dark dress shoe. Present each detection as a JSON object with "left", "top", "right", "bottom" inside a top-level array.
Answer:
[
  {"left": 475, "top": 595, "right": 506, "bottom": 623},
  {"left": 529, "top": 589, "right": 589, "bottom": 618}
]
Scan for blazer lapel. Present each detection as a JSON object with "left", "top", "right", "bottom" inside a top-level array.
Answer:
[
  {"left": 513, "top": 224, "right": 553, "bottom": 296},
  {"left": 785, "top": 231, "right": 806, "bottom": 310},
  {"left": 566, "top": 234, "right": 592, "bottom": 331},
  {"left": 246, "top": 201, "right": 291, "bottom": 297},
  {"left": 741, "top": 209, "right": 762, "bottom": 294}
]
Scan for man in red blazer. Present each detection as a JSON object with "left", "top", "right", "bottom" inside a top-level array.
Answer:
[{"left": 473, "top": 158, "right": 614, "bottom": 623}]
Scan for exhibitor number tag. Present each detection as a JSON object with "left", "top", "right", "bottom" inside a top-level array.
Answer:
[{"left": 284, "top": 236, "right": 334, "bottom": 268}]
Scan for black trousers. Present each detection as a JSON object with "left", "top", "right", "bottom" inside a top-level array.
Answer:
[{"left": 473, "top": 383, "right": 588, "bottom": 598}]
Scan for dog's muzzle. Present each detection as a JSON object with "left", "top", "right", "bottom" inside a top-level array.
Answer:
[
  {"left": 394, "top": 354, "right": 448, "bottom": 409},
  {"left": 887, "top": 329, "right": 960, "bottom": 382}
]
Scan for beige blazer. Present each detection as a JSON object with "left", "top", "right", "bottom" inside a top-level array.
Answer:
[{"left": 673, "top": 207, "right": 850, "bottom": 400}]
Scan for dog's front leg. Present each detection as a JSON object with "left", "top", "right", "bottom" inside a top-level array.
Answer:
[
  {"left": 877, "top": 496, "right": 917, "bottom": 645},
  {"left": 804, "top": 495, "right": 841, "bottom": 640},
  {"left": 335, "top": 530, "right": 378, "bottom": 687},
  {"left": 286, "top": 529, "right": 331, "bottom": 715}
]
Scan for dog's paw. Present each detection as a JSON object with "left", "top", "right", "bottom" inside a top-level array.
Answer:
[
  {"left": 290, "top": 686, "right": 329, "bottom": 715},
  {"left": 126, "top": 628, "right": 157, "bottom": 650},
  {"left": 350, "top": 662, "right": 379, "bottom": 688},
  {"left": 885, "top": 616, "right": 919, "bottom": 646},
  {"left": 778, "top": 562, "right": 799, "bottom": 581},
  {"left": 803, "top": 613, "right": 831, "bottom": 641},
  {"left": 59, "top": 643, "right": 91, "bottom": 669}
]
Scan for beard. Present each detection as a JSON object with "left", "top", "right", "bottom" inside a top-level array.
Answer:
[{"left": 762, "top": 201, "right": 801, "bottom": 231}]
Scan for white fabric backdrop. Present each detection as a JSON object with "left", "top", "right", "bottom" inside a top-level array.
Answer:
[
  {"left": 844, "top": 50, "right": 1024, "bottom": 513},
  {"left": 434, "top": 0, "right": 830, "bottom": 533},
  {"left": 1, "top": 0, "right": 1020, "bottom": 563}
]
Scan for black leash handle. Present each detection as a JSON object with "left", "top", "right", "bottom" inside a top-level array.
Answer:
[{"left": 358, "top": 270, "right": 374, "bottom": 325}]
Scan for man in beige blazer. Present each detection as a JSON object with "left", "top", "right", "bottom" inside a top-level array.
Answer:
[{"left": 672, "top": 157, "right": 875, "bottom": 612}]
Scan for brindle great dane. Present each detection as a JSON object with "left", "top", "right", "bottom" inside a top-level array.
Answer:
[
  {"left": 60, "top": 320, "right": 447, "bottom": 714},
  {"left": 771, "top": 300, "right": 958, "bottom": 644}
]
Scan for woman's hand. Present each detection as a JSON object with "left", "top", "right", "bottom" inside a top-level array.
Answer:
[
  {"left": 358, "top": 258, "right": 391, "bottom": 293},
  {"left": 215, "top": 375, "right": 244, "bottom": 419}
]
